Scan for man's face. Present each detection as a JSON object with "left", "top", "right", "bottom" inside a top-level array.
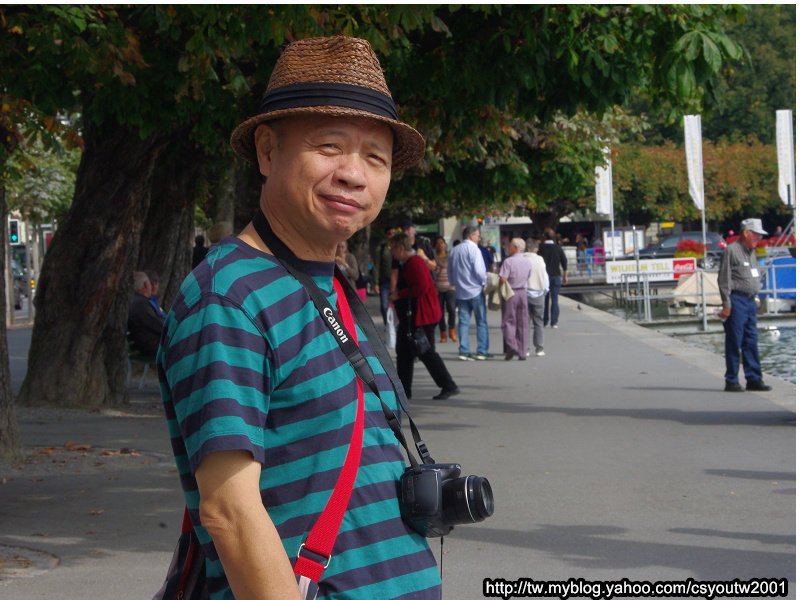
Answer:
[
  {"left": 741, "top": 229, "right": 762, "bottom": 250},
  {"left": 470, "top": 231, "right": 481, "bottom": 244},
  {"left": 256, "top": 115, "right": 393, "bottom": 254}
]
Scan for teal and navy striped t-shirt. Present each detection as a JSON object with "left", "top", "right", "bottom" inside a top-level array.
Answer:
[{"left": 158, "top": 237, "right": 441, "bottom": 599}]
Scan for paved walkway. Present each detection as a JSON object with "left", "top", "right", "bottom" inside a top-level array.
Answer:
[{"left": 1, "top": 296, "right": 795, "bottom": 599}]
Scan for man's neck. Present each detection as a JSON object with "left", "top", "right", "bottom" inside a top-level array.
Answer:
[{"left": 240, "top": 206, "right": 337, "bottom": 262}]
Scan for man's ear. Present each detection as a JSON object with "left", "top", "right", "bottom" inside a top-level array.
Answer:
[{"left": 254, "top": 124, "right": 276, "bottom": 178}]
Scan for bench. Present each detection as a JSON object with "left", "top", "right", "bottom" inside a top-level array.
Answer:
[{"left": 127, "top": 338, "right": 156, "bottom": 390}]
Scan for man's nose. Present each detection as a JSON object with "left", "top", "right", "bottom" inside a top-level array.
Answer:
[{"left": 334, "top": 153, "right": 367, "bottom": 187}]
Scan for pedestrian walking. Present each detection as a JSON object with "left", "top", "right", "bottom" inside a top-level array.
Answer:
[
  {"left": 498, "top": 238, "right": 532, "bottom": 360},
  {"left": 391, "top": 233, "right": 460, "bottom": 400},
  {"left": 539, "top": 227, "right": 568, "bottom": 328},
  {"left": 523, "top": 238, "right": 549, "bottom": 357},
  {"left": 372, "top": 226, "right": 394, "bottom": 324},
  {"left": 434, "top": 236, "right": 458, "bottom": 343}
]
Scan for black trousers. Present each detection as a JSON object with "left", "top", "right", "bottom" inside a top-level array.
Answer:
[{"left": 395, "top": 320, "right": 456, "bottom": 399}]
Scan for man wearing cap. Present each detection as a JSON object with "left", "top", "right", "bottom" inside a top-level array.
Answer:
[
  {"left": 717, "top": 218, "right": 772, "bottom": 393},
  {"left": 158, "top": 37, "right": 440, "bottom": 599}
]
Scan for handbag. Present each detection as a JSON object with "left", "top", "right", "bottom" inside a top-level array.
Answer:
[
  {"left": 152, "top": 508, "right": 208, "bottom": 600},
  {"left": 409, "top": 326, "right": 431, "bottom": 356}
]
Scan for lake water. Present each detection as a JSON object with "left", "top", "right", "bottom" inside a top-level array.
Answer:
[
  {"left": 675, "top": 325, "right": 796, "bottom": 384},
  {"left": 603, "top": 305, "right": 796, "bottom": 384}
]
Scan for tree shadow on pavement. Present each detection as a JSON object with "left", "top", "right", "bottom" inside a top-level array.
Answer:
[{"left": 452, "top": 523, "right": 795, "bottom": 582}]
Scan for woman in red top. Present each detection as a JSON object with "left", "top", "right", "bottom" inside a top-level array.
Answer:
[{"left": 390, "top": 233, "right": 459, "bottom": 400}]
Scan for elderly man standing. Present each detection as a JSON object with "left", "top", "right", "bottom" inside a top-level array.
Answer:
[
  {"left": 157, "top": 37, "right": 440, "bottom": 599},
  {"left": 448, "top": 225, "right": 490, "bottom": 360},
  {"left": 499, "top": 238, "right": 532, "bottom": 360},
  {"left": 718, "top": 218, "right": 772, "bottom": 393}
]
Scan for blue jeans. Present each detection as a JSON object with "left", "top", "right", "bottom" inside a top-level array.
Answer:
[
  {"left": 723, "top": 292, "right": 763, "bottom": 384},
  {"left": 457, "top": 292, "right": 489, "bottom": 355},
  {"left": 543, "top": 276, "right": 562, "bottom": 326}
]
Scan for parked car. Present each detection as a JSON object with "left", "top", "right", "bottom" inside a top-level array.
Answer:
[{"left": 625, "top": 231, "right": 727, "bottom": 269}]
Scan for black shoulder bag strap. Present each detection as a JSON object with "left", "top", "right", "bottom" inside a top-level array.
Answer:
[{"left": 251, "top": 210, "right": 434, "bottom": 469}]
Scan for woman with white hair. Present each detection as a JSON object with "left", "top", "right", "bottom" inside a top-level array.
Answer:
[{"left": 498, "top": 237, "right": 532, "bottom": 360}]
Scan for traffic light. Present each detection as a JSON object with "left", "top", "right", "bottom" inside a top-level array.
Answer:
[{"left": 8, "top": 219, "right": 20, "bottom": 245}]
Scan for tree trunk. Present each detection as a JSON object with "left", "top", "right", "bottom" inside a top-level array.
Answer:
[
  {"left": 210, "top": 161, "right": 235, "bottom": 228},
  {"left": 138, "top": 140, "right": 203, "bottom": 311},
  {"left": 0, "top": 175, "right": 21, "bottom": 455},
  {"left": 233, "top": 160, "right": 261, "bottom": 232},
  {"left": 526, "top": 207, "right": 561, "bottom": 237},
  {"left": 17, "top": 121, "right": 165, "bottom": 408}
]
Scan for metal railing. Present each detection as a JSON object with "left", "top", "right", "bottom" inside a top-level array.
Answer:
[
  {"left": 570, "top": 252, "right": 608, "bottom": 278},
  {"left": 619, "top": 261, "right": 795, "bottom": 328}
]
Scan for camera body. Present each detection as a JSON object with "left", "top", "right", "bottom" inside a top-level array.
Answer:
[{"left": 399, "top": 463, "right": 494, "bottom": 538}]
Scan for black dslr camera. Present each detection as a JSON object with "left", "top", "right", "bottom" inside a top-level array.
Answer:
[{"left": 399, "top": 463, "right": 494, "bottom": 538}]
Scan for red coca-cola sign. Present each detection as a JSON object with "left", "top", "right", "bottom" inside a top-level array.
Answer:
[{"left": 672, "top": 258, "right": 697, "bottom": 278}]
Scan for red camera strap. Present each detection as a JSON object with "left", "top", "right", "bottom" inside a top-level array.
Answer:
[{"left": 294, "top": 277, "right": 365, "bottom": 584}]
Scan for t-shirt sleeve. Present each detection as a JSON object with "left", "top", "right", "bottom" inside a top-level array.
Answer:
[{"left": 161, "top": 293, "right": 271, "bottom": 473}]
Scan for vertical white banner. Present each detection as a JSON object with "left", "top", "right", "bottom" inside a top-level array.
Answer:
[
  {"left": 594, "top": 153, "right": 613, "bottom": 216},
  {"left": 776, "top": 110, "right": 795, "bottom": 206},
  {"left": 683, "top": 115, "right": 705, "bottom": 212}
]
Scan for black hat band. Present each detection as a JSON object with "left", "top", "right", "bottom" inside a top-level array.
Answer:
[{"left": 258, "top": 82, "right": 399, "bottom": 121}]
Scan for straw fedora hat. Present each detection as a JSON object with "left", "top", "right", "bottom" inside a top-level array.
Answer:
[{"left": 230, "top": 36, "right": 425, "bottom": 171}]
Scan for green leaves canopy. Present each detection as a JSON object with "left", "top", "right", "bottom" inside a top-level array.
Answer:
[{"left": 1, "top": 5, "right": 747, "bottom": 220}]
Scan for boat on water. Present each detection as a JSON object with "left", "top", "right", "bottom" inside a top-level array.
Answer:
[
  {"left": 761, "top": 255, "right": 796, "bottom": 313},
  {"left": 667, "top": 256, "right": 796, "bottom": 317}
]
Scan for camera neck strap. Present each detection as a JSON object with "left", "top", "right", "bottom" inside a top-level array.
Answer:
[
  {"left": 294, "top": 276, "right": 364, "bottom": 588},
  {"left": 251, "top": 210, "right": 434, "bottom": 469}
]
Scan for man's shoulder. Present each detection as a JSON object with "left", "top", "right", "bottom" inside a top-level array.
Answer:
[
  {"left": 129, "top": 293, "right": 150, "bottom": 314},
  {"left": 450, "top": 242, "right": 469, "bottom": 257},
  {"left": 174, "top": 240, "right": 285, "bottom": 315}
]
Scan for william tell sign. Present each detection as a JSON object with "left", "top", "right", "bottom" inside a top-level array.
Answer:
[{"left": 605, "top": 258, "right": 697, "bottom": 284}]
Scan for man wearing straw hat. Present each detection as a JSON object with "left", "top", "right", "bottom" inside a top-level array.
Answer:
[
  {"left": 717, "top": 217, "right": 772, "bottom": 393},
  {"left": 158, "top": 37, "right": 440, "bottom": 599}
]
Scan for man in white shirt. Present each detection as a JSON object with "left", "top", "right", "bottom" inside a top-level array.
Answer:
[
  {"left": 447, "top": 226, "right": 490, "bottom": 360},
  {"left": 523, "top": 239, "right": 549, "bottom": 357}
]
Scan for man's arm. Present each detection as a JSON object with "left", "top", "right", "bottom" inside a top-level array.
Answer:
[
  {"left": 717, "top": 247, "right": 733, "bottom": 318},
  {"left": 559, "top": 247, "right": 569, "bottom": 284},
  {"left": 196, "top": 451, "right": 302, "bottom": 600},
  {"left": 472, "top": 245, "right": 487, "bottom": 285}
]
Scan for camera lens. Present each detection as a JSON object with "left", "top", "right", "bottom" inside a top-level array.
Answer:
[{"left": 442, "top": 475, "right": 494, "bottom": 526}]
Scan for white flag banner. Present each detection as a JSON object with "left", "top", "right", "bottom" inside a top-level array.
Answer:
[
  {"left": 776, "top": 110, "right": 795, "bottom": 206},
  {"left": 594, "top": 154, "right": 613, "bottom": 216},
  {"left": 683, "top": 115, "right": 704, "bottom": 212}
]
